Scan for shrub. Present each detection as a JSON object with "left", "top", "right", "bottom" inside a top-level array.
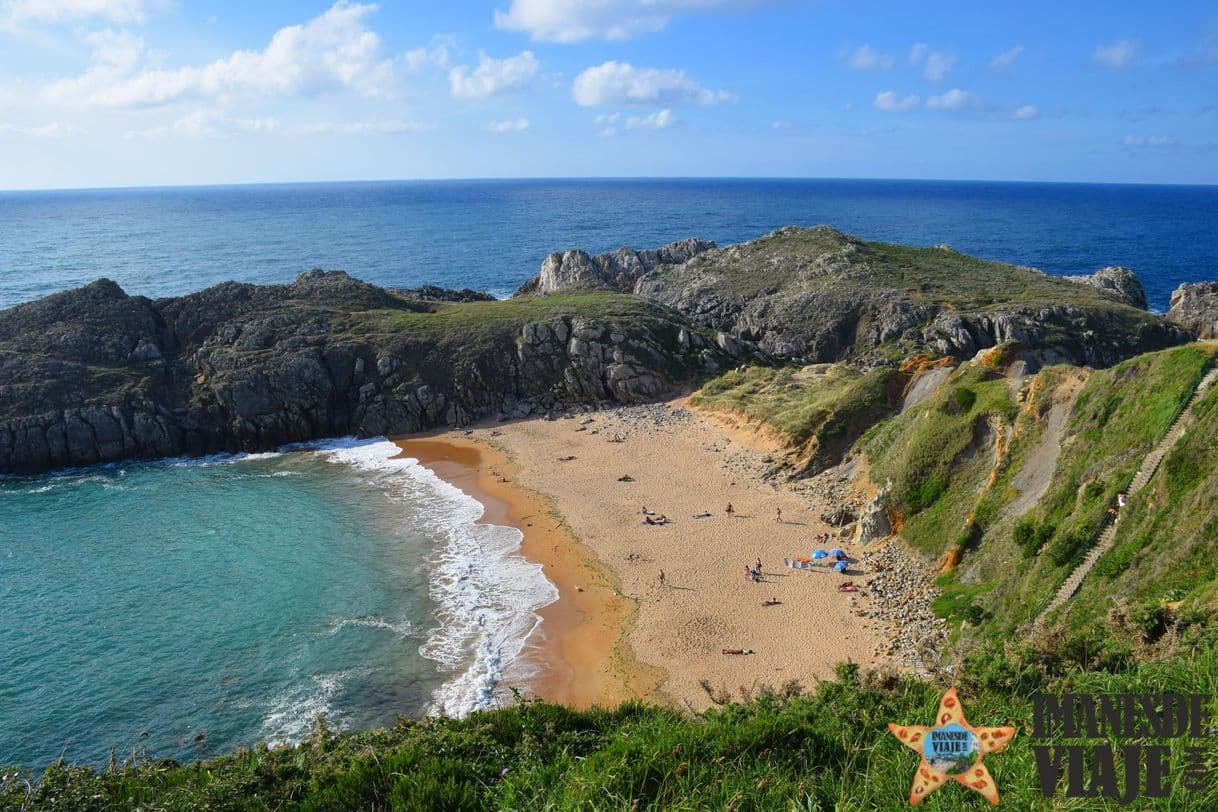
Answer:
[
  {"left": 906, "top": 476, "right": 947, "bottom": 513},
  {"left": 952, "top": 386, "right": 977, "bottom": 413},
  {"left": 1048, "top": 526, "right": 1093, "bottom": 567}
]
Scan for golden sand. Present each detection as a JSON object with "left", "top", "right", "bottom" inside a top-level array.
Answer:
[{"left": 397, "top": 399, "right": 883, "bottom": 711}]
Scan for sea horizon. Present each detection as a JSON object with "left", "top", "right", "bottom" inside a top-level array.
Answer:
[{"left": 4, "top": 174, "right": 1218, "bottom": 196}]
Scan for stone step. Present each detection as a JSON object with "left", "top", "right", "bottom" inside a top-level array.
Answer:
[{"left": 1034, "top": 363, "right": 1218, "bottom": 627}]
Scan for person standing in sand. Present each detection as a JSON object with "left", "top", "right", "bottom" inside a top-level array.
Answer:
[
  {"left": 775, "top": 507, "right": 782, "bottom": 523},
  {"left": 659, "top": 570, "right": 665, "bottom": 588}
]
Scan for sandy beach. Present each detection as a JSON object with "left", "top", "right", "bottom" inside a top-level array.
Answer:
[{"left": 399, "top": 398, "right": 886, "bottom": 712}]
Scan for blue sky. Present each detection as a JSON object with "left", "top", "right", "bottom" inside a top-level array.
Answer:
[{"left": 0, "top": 0, "right": 1215, "bottom": 189}]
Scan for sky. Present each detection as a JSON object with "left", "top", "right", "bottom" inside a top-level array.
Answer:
[{"left": 0, "top": 0, "right": 1215, "bottom": 190}]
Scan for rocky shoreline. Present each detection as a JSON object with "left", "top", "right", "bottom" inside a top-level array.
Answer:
[{"left": 3, "top": 225, "right": 1206, "bottom": 476}]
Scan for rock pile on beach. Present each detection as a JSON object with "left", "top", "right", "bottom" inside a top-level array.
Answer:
[{"left": 850, "top": 541, "right": 949, "bottom": 676}]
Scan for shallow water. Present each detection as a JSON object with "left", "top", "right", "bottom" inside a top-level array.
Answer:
[{"left": 0, "top": 439, "right": 553, "bottom": 769}]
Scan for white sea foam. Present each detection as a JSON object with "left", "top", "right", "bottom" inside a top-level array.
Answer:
[
  {"left": 326, "top": 614, "right": 420, "bottom": 640},
  {"left": 260, "top": 670, "right": 353, "bottom": 746},
  {"left": 308, "top": 437, "right": 558, "bottom": 717}
]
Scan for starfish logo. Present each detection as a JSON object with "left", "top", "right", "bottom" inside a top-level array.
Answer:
[{"left": 888, "top": 688, "right": 1016, "bottom": 805}]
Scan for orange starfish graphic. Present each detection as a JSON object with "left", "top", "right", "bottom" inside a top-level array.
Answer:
[{"left": 888, "top": 687, "right": 1016, "bottom": 805}]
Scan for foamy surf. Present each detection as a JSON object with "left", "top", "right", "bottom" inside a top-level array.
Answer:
[{"left": 309, "top": 437, "right": 558, "bottom": 717}]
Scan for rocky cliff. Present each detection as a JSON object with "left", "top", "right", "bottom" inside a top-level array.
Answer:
[
  {"left": 516, "top": 226, "right": 1190, "bottom": 368},
  {"left": 1062, "top": 265, "right": 1148, "bottom": 310},
  {"left": 0, "top": 271, "right": 742, "bottom": 474},
  {"left": 1167, "top": 281, "right": 1218, "bottom": 339}
]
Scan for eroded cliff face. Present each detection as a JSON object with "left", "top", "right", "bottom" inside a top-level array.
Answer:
[
  {"left": 516, "top": 226, "right": 1191, "bottom": 368},
  {"left": 0, "top": 271, "right": 740, "bottom": 474},
  {"left": 1168, "top": 281, "right": 1218, "bottom": 339}
]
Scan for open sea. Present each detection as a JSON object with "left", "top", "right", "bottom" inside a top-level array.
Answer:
[{"left": 2, "top": 178, "right": 1217, "bottom": 769}]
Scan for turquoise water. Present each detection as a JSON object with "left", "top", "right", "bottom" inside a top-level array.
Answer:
[{"left": 0, "top": 440, "right": 553, "bottom": 769}]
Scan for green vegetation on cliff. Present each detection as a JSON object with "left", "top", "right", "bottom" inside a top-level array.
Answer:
[
  {"left": 6, "top": 651, "right": 1217, "bottom": 811},
  {"left": 690, "top": 363, "right": 901, "bottom": 472}
]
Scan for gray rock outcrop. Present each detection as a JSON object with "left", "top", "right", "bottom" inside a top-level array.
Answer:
[
  {"left": 855, "top": 482, "right": 893, "bottom": 544},
  {"left": 515, "top": 238, "right": 716, "bottom": 296},
  {"left": 517, "top": 226, "right": 1189, "bottom": 369},
  {"left": 1167, "top": 281, "right": 1218, "bottom": 339},
  {"left": 1063, "top": 266, "right": 1148, "bottom": 310},
  {"left": 0, "top": 271, "right": 741, "bottom": 474}
]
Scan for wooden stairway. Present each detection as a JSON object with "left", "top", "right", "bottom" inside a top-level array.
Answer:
[{"left": 1035, "top": 365, "right": 1218, "bottom": 624}]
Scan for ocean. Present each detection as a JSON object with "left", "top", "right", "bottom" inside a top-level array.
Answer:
[{"left": 2, "top": 178, "right": 1217, "bottom": 769}]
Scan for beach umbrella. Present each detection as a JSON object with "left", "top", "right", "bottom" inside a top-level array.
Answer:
[
  {"left": 833, "top": 560, "right": 848, "bottom": 573},
  {"left": 812, "top": 549, "right": 829, "bottom": 560},
  {"left": 829, "top": 548, "right": 846, "bottom": 557}
]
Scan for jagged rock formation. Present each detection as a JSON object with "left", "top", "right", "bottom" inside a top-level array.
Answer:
[
  {"left": 0, "top": 271, "right": 740, "bottom": 474},
  {"left": 517, "top": 226, "right": 1190, "bottom": 368},
  {"left": 1063, "top": 266, "right": 1148, "bottom": 310},
  {"left": 1167, "top": 281, "right": 1218, "bottom": 338},
  {"left": 854, "top": 482, "right": 893, "bottom": 545},
  {"left": 515, "top": 238, "right": 716, "bottom": 296}
]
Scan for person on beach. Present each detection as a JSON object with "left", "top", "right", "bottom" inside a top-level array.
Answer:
[
  {"left": 744, "top": 565, "right": 752, "bottom": 582},
  {"left": 755, "top": 557, "right": 762, "bottom": 574},
  {"left": 775, "top": 507, "right": 782, "bottom": 523},
  {"left": 725, "top": 502, "right": 734, "bottom": 514},
  {"left": 659, "top": 570, "right": 665, "bottom": 588}
]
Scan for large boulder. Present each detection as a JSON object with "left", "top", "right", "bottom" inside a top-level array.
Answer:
[
  {"left": 515, "top": 238, "right": 716, "bottom": 296},
  {"left": 1167, "top": 281, "right": 1218, "bottom": 339},
  {"left": 1063, "top": 266, "right": 1148, "bottom": 310}
]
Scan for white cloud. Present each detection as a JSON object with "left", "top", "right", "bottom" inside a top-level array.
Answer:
[
  {"left": 0, "top": 120, "right": 84, "bottom": 137},
  {"left": 1123, "top": 134, "right": 1176, "bottom": 148},
  {"left": 625, "top": 108, "right": 677, "bottom": 129},
  {"left": 989, "top": 44, "right": 1024, "bottom": 69},
  {"left": 404, "top": 37, "right": 453, "bottom": 72},
  {"left": 0, "top": 0, "right": 151, "bottom": 29},
  {"left": 295, "top": 120, "right": 434, "bottom": 135},
  {"left": 1093, "top": 39, "right": 1140, "bottom": 69},
  {"left": 485, "top": 116, "right": 530, "bottom": 133},
  {"left": 123, "top": 109, "right": 278, "bottom": 139},
  {"left": 842, "top": 43, "right": 893, "bottom": 70},
  {"left": 925, "top": 88, "right": 978, "bottom": 110},
  {"left": 44, "top": 1, "right": 396, "bottom": 109},
  {"left": 874, "top": 90, "right": 918, "bottom": 112},
  {"left": 449, "top": 50, "right": 539, "bottom": 100},
  {"left": 572, "top": 61, "right": 733, "bottom": 107},
  {"left": 1012, "top": 104, "right": 1038, "bottom": 120},
  {"left": 909, "top": 44, "right": 955, "bottom": 81},
  {"left": 594, "top": 111, "right": 619, "bottom": 137},
  {"left": 771, "top": 119, "right": 792, "bottom": 129},
  {"left": 493, "top": 0, "right": 776, "bottom": 43}
]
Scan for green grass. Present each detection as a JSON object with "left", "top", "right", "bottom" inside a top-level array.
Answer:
[
  {"left": 343, "top": 293, "right": 680, "bottom": 337},
  {"left": 861, "top": 358, "right": 1018, "bottom": 554},
  {"left": 690, "top": 363, "right": 901, "bottom": 473},
  {"left": 671, "top": 226, "right": 1154, "bottom": 318},
  {"left": 7, "top": 651, "right": 1218, "bottom": 811}
]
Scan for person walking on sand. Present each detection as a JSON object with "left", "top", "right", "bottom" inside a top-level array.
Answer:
[
  {"left": 755, "top": 557, "right": 762, "bottom": 574},
  {"left": 725, "top": 502, "right": 734, "bottom": 515},
  {"left": 658, "top": 570, "right": 665, "bottom": 588},
  {"left": 775, "top": 507, "right": 782, "bottom": 523}
]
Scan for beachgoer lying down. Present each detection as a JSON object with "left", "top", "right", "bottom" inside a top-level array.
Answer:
[
  {"left": 762, "top": 598, "right": 782, "bottom": 606},
  {"left": 721, "top": 648, "right": 755, "bottom": 655}
]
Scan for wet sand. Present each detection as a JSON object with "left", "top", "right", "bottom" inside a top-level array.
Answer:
[
  {"left": 398, "top": 398, "right": 884, "bottom": 712},
  {"left": 395, "top": 437, "right": 660, "bottom": 708}
]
